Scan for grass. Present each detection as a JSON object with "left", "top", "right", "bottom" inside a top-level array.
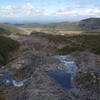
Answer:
[
  {"left": 31, "top": 31, "right": 100, "bottom": 55},
  {"left": 0, "top": 36, "right": 20, "bottom": 65}
]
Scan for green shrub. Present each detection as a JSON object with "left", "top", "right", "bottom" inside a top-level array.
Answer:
[
  {"left": 0, "top": 36, "right": 20, "bottom": 65},
  {"left": 31, "top": 31, "right": 46, "bottom": 37},
  {"left": 57, "top": 35, "right": 100, "bottom": 55},
  {"left": 16, "top": 32, "right": 21, "bottom": 35},
  {"left": 31, "top": 31, "right": 100, "bottom": 55},
  {"left": 58, "top": 46, "right": 84, "bottom": 55}
]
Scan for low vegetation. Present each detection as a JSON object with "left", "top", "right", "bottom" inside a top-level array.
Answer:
[
  {"left": 24, "top": 18, "right": 100, "bottom": 34},
  {"left": 31, "top": 31, "right": 100, "bottom": 55},
  {"left": 0, "top": 28, "right": 11, "bottom": 35},
  {"left": 0, "top": 36, "right": 20, "bottom": 65},
  {"left": 0, "top": 24, "right": 22, "bottom": 34}
]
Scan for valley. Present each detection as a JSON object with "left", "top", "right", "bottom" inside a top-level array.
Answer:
[{"left": 0, "top": 18, "right": 100, "bottom": 100}]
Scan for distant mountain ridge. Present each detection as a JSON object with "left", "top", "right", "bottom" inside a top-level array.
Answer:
[
  {"left": 0, "top": 24, "right": 22, "bottom": 35},
  {"left": 22, "top": 18, "right": 100, "bottom": 31},
  {"left": 79, "top": 18, "right": 100, "bottom": 30}
]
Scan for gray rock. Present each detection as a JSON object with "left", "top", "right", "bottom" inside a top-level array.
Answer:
[
  {"left": 70, "top": 51, "right": 100, "bottom": 100},
  {"left": 0, "top": 51, "right": 100, "bottom": 100}
]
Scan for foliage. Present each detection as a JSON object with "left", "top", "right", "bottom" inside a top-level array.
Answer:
[
  {"left": 31, "top": 31, "right": 100, "bottom": 55},
  {"left": 0, "top": 36, "right": 20, "bottom": 65},
  {"left": 31, "top": 31, "right": 46, "bottom": 37}
]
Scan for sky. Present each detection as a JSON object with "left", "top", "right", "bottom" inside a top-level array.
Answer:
[{"left": 0, "top": 0, "right": 100, "bottom": 23}]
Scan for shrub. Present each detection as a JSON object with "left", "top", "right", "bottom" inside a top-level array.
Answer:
[
  {"left": 31, "top": 31, "right": 100, "bottom": 55},
  {"left": 0, "top": 36, "right": 20, "bottom": 65}
]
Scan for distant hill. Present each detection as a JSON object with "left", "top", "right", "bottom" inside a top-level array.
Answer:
[
  {"left": 23, "top": 18, "right": 100, "bottom": 31},
  {"left": 0, "top": 24, "right": 22, "bottom": 35},
  {"left": 0, "top": 36, "right": 20, "bottom": 65},
  {"left": 0, "top": 28, "right": 11, "bottom": 35},
  {"left": 23, "top": 22, "right": 80, "bottom": 30},
  {"left": 79, "top": 18, "right": 100, "bottom": 30}
]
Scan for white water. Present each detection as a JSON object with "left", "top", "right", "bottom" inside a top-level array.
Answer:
[
  {"left": 0, "top": 74, "right": 32, "bottom": 87},
  {"left": 12, "top": 80, "right": 24, "bottom": 87},
  {"left": 12, "top": 76, "right": 33, "bottom": 87},
  {"left": 0, "top": 66, "right": 5, "bottom": 71},
  {"left": 54, "top": 56, "right": 77, "bottom": 74}
]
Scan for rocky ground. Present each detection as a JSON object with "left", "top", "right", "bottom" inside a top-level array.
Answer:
[
  {"left": 70, "top": 51, "right": 100, "bottom": 100},
  {"left": 0, "top": 35, "right": 100, "bottom": 100},
  {"left": 0, "top": 50, "right": 71, "bottom": 100}
]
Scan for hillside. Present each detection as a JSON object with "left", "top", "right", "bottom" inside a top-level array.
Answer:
[
  {"left": 23, "top": 22, "right": 80, "bottom": 30},
  {"left": 79, "top": 18, "right": 100, "bottom": 30},
  {"left": 0, "top": 36, "right": 20, "bottom": 65},
  {"left": 31, "top": 32, "right": 100, "bottom": 55},
  {"left": 0, "top": 28, "right": 11, "bottom": 35},
  {"left": 23, "top": 18, "right": 100, "bottom": 31},
  {"left": 0, "top": 24, "right": 22, "bottom": 35}
]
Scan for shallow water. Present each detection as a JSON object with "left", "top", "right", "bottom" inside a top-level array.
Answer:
[
  {"left": 0, "top": 74, "right": 26, "bottom": 87},
  {"left": 32, "top": 48, "right": 36, "bottom": 51},
  {"left": 0, "top": 74, "right": 14, "bottom": 86},
  {"left": 47, "top": 71, "right": 72, "bottom": 91}
]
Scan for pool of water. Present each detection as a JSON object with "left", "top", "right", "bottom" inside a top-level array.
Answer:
[
  {"left": 0, "top": 74, "right": 27, "bottom": 87},
  {"left": 46, "top": 56, "right": 77, "bottom": 92},
  {"left": 47, "top": 70, "right": 72, "bottom": 91},
  {"left": 0, "top": 74, "right": 14, "bottom": 87}
]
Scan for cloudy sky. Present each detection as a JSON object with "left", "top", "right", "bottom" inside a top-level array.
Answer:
[{"left": 0, "top": 0, "right": 100, "bottom": 23}]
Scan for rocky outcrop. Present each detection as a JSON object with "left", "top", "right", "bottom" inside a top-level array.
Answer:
[
  {"left": 0, "top": 50, "right": 100, "bottom": 100},
  {"left": 70, "top": 51, "right": 100, "bottom": 68},
  {"left": 72, "top": 67, "right": 100, "bottom": 100},
  {"left": 0, "top": 51, "right": 71, "bottom": 100},
  {"left": 70, "top": 51, "right": 100, "bottom": 100}
]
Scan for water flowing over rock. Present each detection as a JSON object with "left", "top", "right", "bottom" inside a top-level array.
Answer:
[{"left": 54, "top": 55, "right": 78, "bottom": 74}]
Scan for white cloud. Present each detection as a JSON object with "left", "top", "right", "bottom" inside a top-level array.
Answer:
[
  {"left": 55, "top": 8, "right": 100, "bottom": 18},
  {"left": 58, "top": 7, "right": 72, "bottom": 12},
  {"left": 23, "top": 3, "right": 35, "bottom": 10},
  {"left": 8, "top": 0, "right": 36, "bottom": 2},
  {"left": 0, "top": 3, "right": 44, "bottom": 18},
  {"left": 0, "top": 3, "right": 100, "bottom": 20}
]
